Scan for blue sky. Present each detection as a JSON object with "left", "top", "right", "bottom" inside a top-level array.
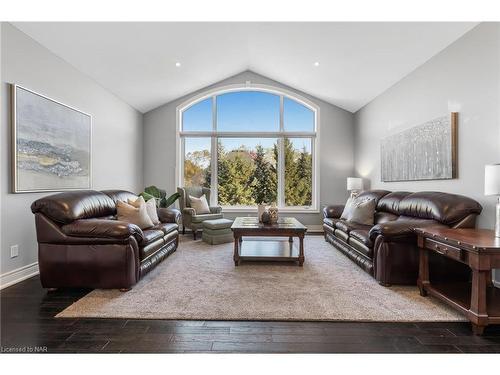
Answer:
[
  {"left": 183, "top": 91, "right": 314, "bottom": 133},
  {"left": 183, "top": 91, "right": 313, "bottom": 155}
]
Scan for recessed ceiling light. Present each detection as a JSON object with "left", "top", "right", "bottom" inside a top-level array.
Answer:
[
  {"left": 313, "top": 62, "right": 320, "bottom": 67},
  {"left": 175, "top": 62, "right": 181, "bottom": 67}
]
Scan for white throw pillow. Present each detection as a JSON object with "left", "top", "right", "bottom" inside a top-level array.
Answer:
[
  {"left": 189, "top": 194, "right": 210, "bottom": 215},
  {"left": 128, "top": 196, "right": 160, "bottom": 225},
  {"left": 116, "top": 200, "right": 154, "bottom": 229}
]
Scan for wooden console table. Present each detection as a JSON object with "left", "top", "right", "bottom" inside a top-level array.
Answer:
[{"left": 416, "top": 227, "right": 500, "bottom": 334}]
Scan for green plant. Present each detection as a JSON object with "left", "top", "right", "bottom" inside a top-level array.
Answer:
[{"left": 139, "top": 185, "right": 180, "bottom": 208}]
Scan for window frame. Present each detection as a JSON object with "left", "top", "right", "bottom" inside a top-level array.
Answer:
[{"left": 176, "top": 83, "right": 320, "bottom": 213}]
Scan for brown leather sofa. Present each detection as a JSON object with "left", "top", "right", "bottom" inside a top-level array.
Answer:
[
  {"left": 31, "top": 190, "right": 181, "bottom": 290},
  {"left": 323, "top": 190, "right": 482, "bottom": 286}
]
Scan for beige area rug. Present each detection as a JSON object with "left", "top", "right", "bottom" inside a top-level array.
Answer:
[{"left": 57, "top": 236, "right": 465, "bottom": 321}]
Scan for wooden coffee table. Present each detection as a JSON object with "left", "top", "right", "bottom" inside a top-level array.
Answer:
[{"left": 231, "top": 217, "right": 307, "bottom": 266}]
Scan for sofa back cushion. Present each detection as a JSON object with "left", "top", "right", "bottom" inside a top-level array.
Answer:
[
  {"left": 356, "top": 190, "right": 391, "bottom": 206},
  {"left": 397, "top": 191, "right": 482, "bottom": 225},
  {"left": 31, "top": 190, "right": 116, "bottom": 224},
  {"left": 374, "top": 211, "right": 399, "bottom": 224},
  {"left": 102, "top": 190, "right": 138, "bottom": 205},
  {"left": 376, "top": 191, "right": 411, "bottom": 215}
]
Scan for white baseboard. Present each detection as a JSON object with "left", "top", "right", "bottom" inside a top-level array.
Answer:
[{"left": 0, "top": 262, "right": 39, "bottom": 290}]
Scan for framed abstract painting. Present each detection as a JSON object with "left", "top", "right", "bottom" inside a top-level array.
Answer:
[
  {"left": 380, "top": 113, "right": 458, "bottom": 182},
  {"left": 11, "top": 84, "right": 92, "bottom": 193}
]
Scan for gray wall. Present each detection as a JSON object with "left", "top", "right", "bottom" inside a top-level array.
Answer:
[
  {"left": 353, "top": 23, "right": 500, "bottom": 284},
  {"left": 0, "top": 23, "right": 144, "bottom": 276},
  {"left": 143, "top": 70, "right": 355, "bottom": 226}
]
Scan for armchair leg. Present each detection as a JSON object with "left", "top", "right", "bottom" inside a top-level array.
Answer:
[
  {"left": 193, "top": 230, "right": 197, "bottom": 240},
  {"left": 182, "top": 226, "right": 185, "bottom": 235}
]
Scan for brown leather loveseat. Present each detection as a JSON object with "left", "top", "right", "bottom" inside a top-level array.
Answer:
[
  {"left": 323, "top": 190, "right": 482, "bottom": 286},
  {"left": 31, "top": 190, "right": 181, "bottom": 290}
]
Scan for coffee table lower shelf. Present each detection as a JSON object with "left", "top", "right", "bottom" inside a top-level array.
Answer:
[{"left": 235, "top": 239, "right": 301, "bottom": 265}]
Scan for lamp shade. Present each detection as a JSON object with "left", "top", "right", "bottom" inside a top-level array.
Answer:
[
  {"left": 347, "top": 177, "right": 363, "bottom": 191},
  {"left": 485, "top": 164, "right": 500, "bottom": 195}
]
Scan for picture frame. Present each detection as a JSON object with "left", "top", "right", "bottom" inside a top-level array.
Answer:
[{"left": 11, "top": 84, "right": 92, "bottom": 193}]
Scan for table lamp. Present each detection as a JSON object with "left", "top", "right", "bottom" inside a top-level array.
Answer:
[
  {"left": 485, "top": 164, "right": 500, "bottom": 237},
  {"left": 347, "top": 177, "right": 363, "bottom": 198}
]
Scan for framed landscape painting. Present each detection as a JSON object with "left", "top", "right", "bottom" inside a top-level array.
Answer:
[{"left": 11, "top": 85, "right": 92, "bottom": 193}]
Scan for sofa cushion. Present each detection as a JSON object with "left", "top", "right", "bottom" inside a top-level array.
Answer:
[
  {"left": 374, "top": 211, "right": 399, "bottom": 224},
  {"left": 335, "top": 220, "right": 371, "bottom": 234},
  {"left": 398, "top": 191, "right": 482, "bottom": 225},
  {"left": 140, "top": 238, "right": 165, "bottom": 260},
  {"left": 349, "top": 229, "right": 373, "bottom": 248},
  {"left": 376, "top": 191, "right": 411, "bottom": 215},
  {"left": 102, "top": 190, "right": 138, "bottom": 205},
  {"left": 348, "top": 237, "right": 373, "bottom": 258},
  {"left": 31, "top": 190, "right": 116, "bottom": 224},
  {"left": 141, "top": 229, "right": 165, "bottom": 244},
  {"left": 323, "top": 218, "right": 340, "bottom": 228},
  {"left": 334, "top": 229, "right": 349, "bottom": 242},
  {"left": 356, "top": 190, "right": 391, "bottom": 206},
  {"left": 152, "top": 223, "right": 178, "bottom": 236}
]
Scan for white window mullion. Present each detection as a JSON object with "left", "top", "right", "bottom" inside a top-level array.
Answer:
[
  {"left": 211, "top": 96, "right": 218, "bottom": 206},
  {"left": 277, "top": 95, "right": 285, "bottom": 208},
  {"left": 179, "top": 137, "right": 185, "bottom": 188},
  {"left": 277, "top": 137, "right": 285, "bottom": 208}
]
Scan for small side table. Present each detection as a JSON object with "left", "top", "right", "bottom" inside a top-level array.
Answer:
[{"left": 415, "top": 227, "right": 500, "bottom": 335}]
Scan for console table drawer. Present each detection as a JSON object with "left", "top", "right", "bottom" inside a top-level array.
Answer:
[{"left": 424, "top": 238, "right": 463, "bottom": 261}]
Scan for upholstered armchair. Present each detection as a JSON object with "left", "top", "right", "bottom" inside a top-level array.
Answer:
[{"left": 177, "top": 186, "right": 223, "bottom": 239}]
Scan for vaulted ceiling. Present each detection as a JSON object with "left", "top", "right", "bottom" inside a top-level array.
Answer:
[{"left": 12, "top": 22, "right": 478, "bottom": 113}]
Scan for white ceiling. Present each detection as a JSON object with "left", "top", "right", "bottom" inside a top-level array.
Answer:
[{"left": 12, "top": 22, "right": 478, "bottom": 113}]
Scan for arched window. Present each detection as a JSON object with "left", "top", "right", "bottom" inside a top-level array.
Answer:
[{"left": 177, "top": 86, "right": 318, "bottom": 211}]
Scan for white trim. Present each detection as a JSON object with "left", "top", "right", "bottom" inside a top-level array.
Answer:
[
  {"left": 176, "top": 83, "right": 320, "bottom": 212},
  {"left": 0, "top": 262, "right": 39, "bottom": 290}
]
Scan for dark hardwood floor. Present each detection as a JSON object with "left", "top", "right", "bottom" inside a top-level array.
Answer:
[{"left": 1, "top": 275, "right": 500, "bottom": 353}]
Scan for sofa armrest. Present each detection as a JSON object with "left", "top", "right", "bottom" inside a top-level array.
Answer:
[
  {"left": 157, "top": 207, "right": 181, "bottom": 224},
  {"left": 209, "top": 206, "right": 222, "bottom": 214},
  {"left": 62, "top": 219, "right": 144, "bottom": 242},
  {"left": 323, "top": 204, "right": 345, "bottom": 219},
  {"left": 369, "top": 220, "right": 446, "bottom": 242}
]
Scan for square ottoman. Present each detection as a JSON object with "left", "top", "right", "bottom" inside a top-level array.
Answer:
[{"left": 202, "top": 218, "right": 234, "bottom": 245}]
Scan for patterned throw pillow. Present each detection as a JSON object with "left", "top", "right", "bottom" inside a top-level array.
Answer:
[{"left": 346, "top": 198, "right": 376, "bottom": 225}]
